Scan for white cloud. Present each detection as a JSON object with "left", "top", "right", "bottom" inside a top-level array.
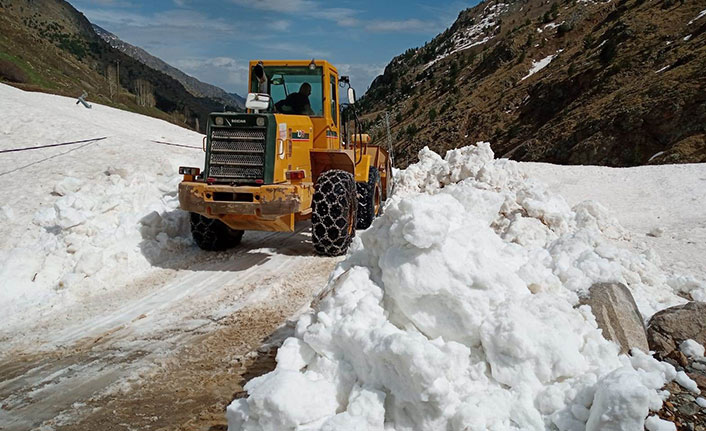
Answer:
[
  {"left": 337, "top": 63, "right": 385, "bottom": 92},
  {"left": 82, "top": 8, "right": 236, "bottom": 32},
  {"left": 268, "top": 19, "right": 291, "bottom": 31},
  {"left": 264, "top": 42, "right": 331, "bottom": 58},
  {"left": 173, "top": 56, "right": 251, "bottom": 92},
  {"left": 84, "top": 0, "right": 134, "bottom": 6},
  {"left": 230, "top": 0, "right": 359, "bottom": 25},
  {"left": 364, "top": 19, "right": 437, "bottom": 33}
]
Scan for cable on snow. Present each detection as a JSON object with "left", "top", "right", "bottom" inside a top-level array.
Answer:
[
  {"left": 0, "top": 137, "right": 108, "bottom": 154},
  {"left": 149, "top": 140, "right": 202, "bottom": 150}
]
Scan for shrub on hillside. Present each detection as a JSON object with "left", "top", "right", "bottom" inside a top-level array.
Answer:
[
  {"left": 557, "top": 22, "right": 574, "bottom": 36},
  {"left": 0, "top": 59, "right": 28, "bottom": 83},
  {"left": 600, "top": 39, "right": 619, "bottom": 64}
]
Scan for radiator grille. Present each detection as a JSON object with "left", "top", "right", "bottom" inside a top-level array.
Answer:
[
  {"left": 210, "top": 153, "right": 264, "bottom": 166},
  {"left": 210, "top": 140, "right": 265, "bottom": 153},
  {"left": 209, "top": 165, "right": 263, "bottom": 179},
  {"left": 207, "top": 126, "right": 267, "bottom": 182}
]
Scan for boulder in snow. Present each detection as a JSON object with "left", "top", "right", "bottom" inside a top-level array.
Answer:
[
  {"left": 581, "top": 282, "right": 649, "bottom": 354},
  {"left": 647, "top": 301, "right": 706, "bottom": 358}
]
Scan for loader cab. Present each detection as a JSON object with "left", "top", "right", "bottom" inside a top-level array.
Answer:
[{"left": 248, "top": 60, "right": 340, "bottom": 149}]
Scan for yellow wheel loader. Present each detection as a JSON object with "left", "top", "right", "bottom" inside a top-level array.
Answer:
[{"left": 178, "top": 59, "right": 392, "bottom": 256}]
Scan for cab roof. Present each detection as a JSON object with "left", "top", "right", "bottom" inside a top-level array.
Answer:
[{"left": 248, "top": 60, "right": 338, "bottom": 74}]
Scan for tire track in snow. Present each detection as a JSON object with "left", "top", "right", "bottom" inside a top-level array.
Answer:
[{"left": 0, "top": 223, "right": 341, "bottom": 430}]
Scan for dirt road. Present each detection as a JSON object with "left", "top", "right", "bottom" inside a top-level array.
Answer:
[{"left": 0, "top": 224, "right": 339, "bottom": 431}]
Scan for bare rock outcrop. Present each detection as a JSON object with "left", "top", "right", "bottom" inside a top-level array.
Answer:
[
  {"left": 581, "top": 282, "right": 649, "bottom": 354},
  {"left": 647, "top": 301, "right": 706, "bottom": 358}
]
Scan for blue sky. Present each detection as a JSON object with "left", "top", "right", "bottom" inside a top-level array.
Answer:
[{"left": 72, "top": 0, "right": 480, "bottom": 96}]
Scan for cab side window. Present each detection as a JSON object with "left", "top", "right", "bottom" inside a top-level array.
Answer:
[{"left": 330, "top": 75, "right": 337, "bottom": 125}]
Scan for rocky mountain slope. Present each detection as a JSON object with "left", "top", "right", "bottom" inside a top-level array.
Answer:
[
  {"left": 93, "top": 24, "right": 244, "bottom": 111},
  {"left": 0, "top": 0, "right": 230, "bottom": 132},
  {"left": 360, "top": 0, "right": 706, "bottom": 167}
]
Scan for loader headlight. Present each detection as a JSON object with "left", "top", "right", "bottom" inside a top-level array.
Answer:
[
  {"left": 256, "top": 117, "right": 265, "bottom": 127},
  {"left": 179, "top": 166, "right": 200, "bottom": 176},
  {"left": 214, "top": 116, "right": 224, "bottom": 126}
]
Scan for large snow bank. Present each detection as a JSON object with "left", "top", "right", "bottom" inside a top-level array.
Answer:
[
  {"left": 0, "top": 84, "right": 202, "bottom": 331},
  {"left": 228, "top": 143, "right": 693, "bottom": 430}
]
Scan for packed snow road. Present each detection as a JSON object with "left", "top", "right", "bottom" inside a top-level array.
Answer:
[
  {"left": 0, "top": 84, "right": 340, "bottom": 430},
  {"left": 0, "top": 230, "right": 339, "bottom": 430}
]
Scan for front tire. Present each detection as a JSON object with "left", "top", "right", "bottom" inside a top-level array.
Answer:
[
  {"left": 356, "top": 166, "right": 382, "bottom": 230},
  {"left": 312, "top": 170, "right": 357, "bottom": 256},
  {"left": 190, "top": 212, "right": 244, "bottom": 251}
]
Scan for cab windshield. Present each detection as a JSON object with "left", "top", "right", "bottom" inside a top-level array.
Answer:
[{"left": 251, "top": 66, "right": 324, "bottom": 116}]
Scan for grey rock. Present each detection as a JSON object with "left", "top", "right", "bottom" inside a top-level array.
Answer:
[
  {"left": 678, "top": 401, "right": 700, "bottom": 417},
  {"left": 581, "top": 282, "right": 649, "bottom": 354},
  {"left": 647, "top": 302, "right": 706, "bottom": 357}
]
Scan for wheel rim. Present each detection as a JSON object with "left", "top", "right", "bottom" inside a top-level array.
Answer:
[
  {"left": 373, "top": 182, "right": 381, "bottom": 216},
  {"left": 347, "top": 199, "right": 355, "bottom": 236}
]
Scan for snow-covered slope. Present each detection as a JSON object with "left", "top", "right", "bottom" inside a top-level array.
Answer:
[
  {"left": 228, "top": 145, "right": 706, "bottom": 430},
  {"left": 0, "top": 84, "right": 344, "bottom": 430},
  {"left": 0, "top": 84, "right": 202, "bottom": 328}
]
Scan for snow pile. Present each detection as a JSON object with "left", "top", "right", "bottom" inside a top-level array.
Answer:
[
  {"left": 522, "top": 50, "right": 562, "bottom": 81},
  {"left": 228, "top": 143, "right": 692, "bottom": 431},
  {"left": 0, "top": 84, "right": 202, "bottom": 327}
]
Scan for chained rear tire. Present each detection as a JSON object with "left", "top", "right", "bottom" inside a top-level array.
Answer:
[
  {"left": 356, "top": 166, "right": 382, "bottom": 230},
  {"left": 312, "top": 170, "right": 357, "bottom": 256},
  {"left": 190, "top": 212, "right": 244, "bottom": 251}
]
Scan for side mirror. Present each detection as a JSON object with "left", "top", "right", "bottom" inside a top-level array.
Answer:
[
  {"left": 347, "top": 87, "right": 356, "bottom": 104},
  {"left": 245, "top": 93, "right": 271, "bottom": 112},
  {"left": 253, "top": 64, "right": 265, "bottom": 81}
]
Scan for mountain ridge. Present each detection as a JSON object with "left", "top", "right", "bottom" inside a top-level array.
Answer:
[
  {"left": 360, "top": 0, "right": 706, "bottom": 167},
  {"left": 0, "top": 0, "right": 233, "bottom": 133},
  {"left": 92, "top": 24, "right": 244, "bottom": 111}
]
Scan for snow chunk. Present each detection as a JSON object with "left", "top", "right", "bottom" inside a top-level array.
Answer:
[
  {"left": 679, "top": 339, "right": 705, "bottom": 358},
  {"left": 53, "top": 176, "right": 83, "bottom": 196},
  {"left": 227, "top": 369, "right": 339, "bottom": 429},
  {"left": 645, "top": 415, "right": 676, "bottom": 431},
  {"left": 675, "top": 370, "right": 700, "bottom": 394},
  {"left": 587, "top": 351, "right": 676, "bottom": 431}
]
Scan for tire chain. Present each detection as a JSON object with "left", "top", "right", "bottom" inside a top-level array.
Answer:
[
  {"left": 312, "top": 170, "right": 356, "bottom": 256},
  {"left": 190, "top": 213, "right": 243, "bottom": 251},
  {"left": 356, "top": 166, "right": 381, "bottom": 230}
]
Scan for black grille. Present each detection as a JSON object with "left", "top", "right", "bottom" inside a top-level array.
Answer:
[
  {"left": 209, "top": 165, "right": 263, "bottom": 179},
  {"left": 210, "top": 153, "right": 264, "bottom": 166},
  {"left": 211, "top": 140, "right": 265, "bottom": 153},
  {"left": 207, "top": 127, "right": 266, "bottom": 182}
]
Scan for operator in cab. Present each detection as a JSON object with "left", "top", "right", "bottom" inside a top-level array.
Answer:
[{"left": 275, "top": 83, "right": 314, "bottom": 115}]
